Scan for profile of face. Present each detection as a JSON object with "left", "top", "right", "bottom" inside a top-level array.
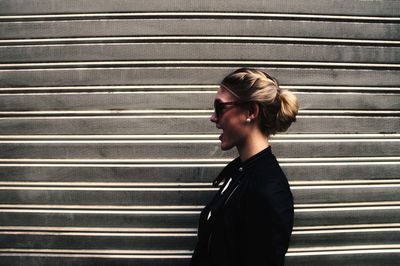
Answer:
[{"left": 210, "top": 87, "right": 251, "bottom": 151}]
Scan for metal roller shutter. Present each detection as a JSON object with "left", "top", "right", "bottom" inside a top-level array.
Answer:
[{"left": 0, "top": 0, "right": 399, "bottom": 265}]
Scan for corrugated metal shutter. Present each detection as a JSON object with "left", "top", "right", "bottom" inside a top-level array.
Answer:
[{"left": 0, "top": 0, "right": 399, "bottom": 265}]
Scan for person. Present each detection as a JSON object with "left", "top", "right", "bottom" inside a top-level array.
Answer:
[{"left": 190, "top": 68, "right": 298, "bottom": 266}]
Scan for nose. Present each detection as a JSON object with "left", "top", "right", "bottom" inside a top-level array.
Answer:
[{"left": 210, "top": 112, "right": 218, "bottom": 123}]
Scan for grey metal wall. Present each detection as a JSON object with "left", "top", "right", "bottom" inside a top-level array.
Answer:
[{"left": 0, "top": 0, "right": 399, "bottom": 265}]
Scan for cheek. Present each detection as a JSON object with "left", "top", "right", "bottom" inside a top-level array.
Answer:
[
  {"left": 221, "top": 116, "right": 245, "bottom": 138},
  {"left": 218, "top": 108, "right": 247, "bottom": 134}
]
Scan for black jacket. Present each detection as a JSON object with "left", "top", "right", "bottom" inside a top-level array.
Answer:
[{"left": 191, "top": 146, "right": 294, "bottom": 266}]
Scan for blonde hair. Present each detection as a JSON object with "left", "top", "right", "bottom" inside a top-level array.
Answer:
[{"left": 221, "top": 68, "right": 298, "bottom": 136}]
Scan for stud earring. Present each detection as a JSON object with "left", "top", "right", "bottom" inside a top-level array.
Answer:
[{"left": 246, "top": 118, "right": 251, "bottom": 123}]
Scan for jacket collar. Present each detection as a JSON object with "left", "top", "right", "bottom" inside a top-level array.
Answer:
[{"left": 212, "top": 146, "right": 272, "bottom": 187}]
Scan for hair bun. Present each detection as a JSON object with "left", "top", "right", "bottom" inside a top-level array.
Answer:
[{"left": 275, "top": 89, "right": 299, "bottom": 133}]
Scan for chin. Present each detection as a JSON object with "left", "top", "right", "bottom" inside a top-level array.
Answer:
[{"left": 220, "top": 141, "right": 235, "bottom": 151}]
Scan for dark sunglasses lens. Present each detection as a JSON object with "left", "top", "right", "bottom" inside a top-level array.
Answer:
[{"left": 214, "top": 101, "right": 222, "bottom": 118}]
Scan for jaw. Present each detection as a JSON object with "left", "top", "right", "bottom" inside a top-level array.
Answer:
[
  {"left": 219, "top": 132, "right": 230, "bottom": 151},
  {"left": 219, "top": 130, "right": 241, "bottom": 151}
]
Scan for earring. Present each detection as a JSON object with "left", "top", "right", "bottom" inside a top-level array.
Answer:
[{"left": 246, "top": 118, "right": 251, "bottom": 123}]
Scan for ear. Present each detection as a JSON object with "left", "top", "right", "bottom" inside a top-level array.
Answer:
[{"left": 247, "top": 103, "right": 260, "bottom": 121}]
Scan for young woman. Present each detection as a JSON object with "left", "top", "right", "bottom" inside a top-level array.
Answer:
[{"left": 191, "top": 68, "right": 298, "bottom": 266}]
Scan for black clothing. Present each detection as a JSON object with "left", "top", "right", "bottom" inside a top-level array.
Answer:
[{"left": 191, "top": 146, "right": 294, "bottom": 266}]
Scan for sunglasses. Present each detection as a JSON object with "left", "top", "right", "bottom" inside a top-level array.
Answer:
[{"left": 213, "top": 100, "right": 248, "bottom": 119}]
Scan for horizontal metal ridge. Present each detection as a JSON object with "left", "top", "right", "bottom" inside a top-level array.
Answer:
[
  {"left": 0, "top": 204, "right": 203, "bottom": 210},
  {"left": 0, "top": 85, "right": 216, "bottom": 92},
  {"left": 1, "top": 12, "right": 399, "bottom": 22},
  {"left": 1, "top": 202, "right": 399, "bottom": 210},
  {"left": 0, "top": 110, "right": 212, "bottom": 116},
  {"left": 291, "top": 227, "right": 400, "bottom": 235},
  {"left": 1, "top": 245, "right": 400, "bottom": 258},
  {"left": 292, "top": 184, "right": 400, "bottom": 190},
  {"left": 1, "top": 226, "right": 400, "bottom": 236},
  {"left": 1, "top": 138, "right": 398, "bottom": 143},
  {"left": 302, "top": 110, "right": 400, "bottom": 116},
  {"left": 291, "top": 179, "right": 400, "bottom": 185},
  {"left": 295, "top": 223, "right": 400, "bottom": 231},
  {"left": 1, "top": 180, "right": 399, "bottom": 187},
  {"left": 0, "top": 134, "right": 223, "bottom": 141},
  {"left": 0, "top": 226, "right": 196, "bottom": 233},
  {"left": 0, "top": 251, "right": 192, "bottom": 259},
  {"left": 0, "top": 133, "right": 397, "bottom": 140},
  {"left": 274, "top": 133, "right": 400, "bottom": 139},
  {"left": 0, "top": 250, "right": 399, "bottom": 259},
  {"left": 1, "top": 36, "right": 400, "bottom": 46},
  {"left": 0, "top": 209, "right": 200, "bottom": 214},
  {"left": 284, "top": 86, "right": 400, "bottom": 92},
  {"left": 1, "top": 223, "right": 399, "bottom": 233},
  {"left": 2, "top": 223, "right": 399, "bottom": 234},
  {"left": 290, "top": 244, "right": 400, "bottom": 253},
  {"left": 0, "top": 182, "right": 212, "bottom": 187},
  {"left": 1, "top": 205, "right": 399, "bottom": 214},
  {"left": 0, "top": 161, "right": 397, "bottom": 167},
  {"left": 0, "top": 248, "right": 191, "bottom": 255},
  {"left": 295, "top": 206, "right": 400, "bottom": 213},
  {"left": 1, "top": 85, "right": 399, "bottom": 93},
  {"left": 0, "top": 231, "right": 196, "bottom": 237},
  {"left": 0, "top": 110, "right": 398, "bottom": 118},
  {"left": 287, "top": 245, "right": 400, "bottom": 256},
  {"left": 1, "top": 184, "right": 400, "bottom": 191},
  {"left": 0, "top": 180, "right": 399, "bottom": 188},
  {"left": 1, "top": 60, "right": 400, "bottom": 69},
  {"left": 296, "top": 201, "right": 400, "bottom": 208},
  {"left": 0, "top": 186, "right": 217, "bottom": 191},
  {"left": 0, "top": 157, "right": 398, "bottom": 164},
  {"left": 0, "top": 91, "right": 215, "bottom": 96}
]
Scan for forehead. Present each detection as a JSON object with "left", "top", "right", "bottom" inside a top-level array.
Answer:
[{"left": 215, "top": 86, "right": 236, "bottom": 102}]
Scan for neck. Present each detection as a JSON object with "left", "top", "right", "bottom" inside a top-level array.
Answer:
[{"left": 237, "top": 130, "right": 269, "bottom": 162}]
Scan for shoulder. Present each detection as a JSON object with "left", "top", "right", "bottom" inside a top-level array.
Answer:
[
  {"left": 248, "top": 152, "right": 286, "bottom": 184},
  {"left": 246, "top": 154, "right": 292, "bottom": 205}
]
